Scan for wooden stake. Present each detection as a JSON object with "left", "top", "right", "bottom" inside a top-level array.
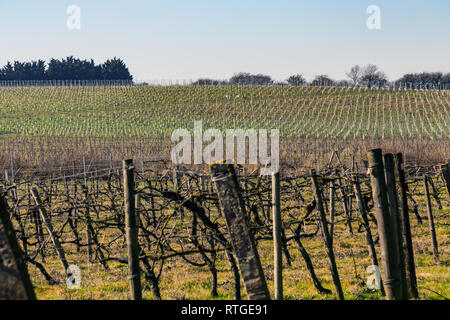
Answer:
[
  {"left": 123, "top": 159, "right": 142, "bottom": 300},
  {"left": 383, "top": 153, "right": 408, "bottom": 300},
  {"left": 440, "top": 163, "right": 450, "bottom": 198},
  {"left": 367, "top": 149, "right": 402, "bottom": 300},
  {"left": 423, "top": 176, "right": 439, "bottom": 263},
  {"left": 210, "top": 162, "right": 270, "bottom": 300},
  {"left": 0, "top": 196, "right": 36, "bottom": 300},
  {"left": 329, "top": 179, "right": 335, "bottom": 243},
  {"left": 394, "top": 153, "right": 418, "bottom": 299},
  {"left": 272, "top": 171, "right": 282, "bottom": 300}
]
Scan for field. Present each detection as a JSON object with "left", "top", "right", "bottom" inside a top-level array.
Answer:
[
  {"left": 0, "top": 85, "right": 448, "bottom": 170},
  {"left": 0, "top": 84, "right": 449, "bottom": 301},
  {"left": 5, "top": 165, "right": 449, "bottom": 300}
]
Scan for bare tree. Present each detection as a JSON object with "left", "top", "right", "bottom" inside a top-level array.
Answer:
[
  {"left": 229, "top": 72, "right": 273, "bottom": 85},
  {"left": 361, "top": 64, "right": 387, "bottom": 88},
  {"left": 286, "top": 74, "right": 306, "bottom": 86},
  {"left": 346, "top": 65, "right": 362, "bottom": 85},
  {"left": 311, "top": 75, "right": 335, "bottom": 86}
]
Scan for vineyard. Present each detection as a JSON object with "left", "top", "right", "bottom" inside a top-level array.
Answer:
[
  {"left": 0, "top": 84, "right": 449, "bottom": 301},
  {"left": 0, "top": 85, "right": 448, "bottom": 170},
  {"left": 0, "top": 153, "right": 448, "bottom": 300}
]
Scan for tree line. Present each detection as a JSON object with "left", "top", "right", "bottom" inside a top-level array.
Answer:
[
  {"left": 193, "top": 65, "right": 450, "bottom": 88},
  {"left": 0, "top": 57, "right": 133, "bottom": 81},
  {"left": 1, "top": 58, "right": 448, "bottom": 87}
]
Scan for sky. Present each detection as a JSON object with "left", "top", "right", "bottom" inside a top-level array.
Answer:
[{"left": 0, "top": 0, "right": 449, "bottom": 82}]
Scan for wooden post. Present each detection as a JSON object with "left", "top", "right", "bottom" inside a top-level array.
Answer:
[
  {"left": 329, "top": 179, "right": 335, "bottom": 243},
  {"left": 31, "top": 187, "right": 70, "bottom": 275},
  {"left": 83, "top": 156, "right": 87, "bottom": 188},
  {"left": 310, "top": 170, "right": 344, "bottom": 300},
  {"left": 135, "top": 192, "right": 141, "bottom": 223},
  {"left": 394, "top": 153, "right": 418, "bottom": 299},
  {"left": 82, "top": 186, "right": 93, "bottom": 263},
  {"left": 272, "top": 171, "right": 282, "bottom": 300},
  {"left": 210, "top": 162, "right": 270, "bottom": 300},
  {"left": 383, "top": 153, "right": 408, "bottom": 300},
  {"left": 367, "top": 149, "right": 402, "bottom": 300},
  {"left": 428, "top": 177, "right": 442, "bottom": 210},
  {"left": 86, "top": 224, "right": 93, "bottom": 262},
  {"left": 338, "top": 178, "right": 352, "bottom": 235},
  {"left": 0, "top": 196, "right": 36, "bottom": 300},
  {"left": 32, "top": 206, "right": 45, "bottom": 261},
  {"left": 10, "top": 151, "right": 14, "bottom": 182},
  {"left": 423, "top": 176, "right": 439, "bottom": 263},
  {"left": 123, "top": 159, "right": 142, "bottom": 300},
  {"left": 440, "top": 163, "right": 450, "bottom": 198}
]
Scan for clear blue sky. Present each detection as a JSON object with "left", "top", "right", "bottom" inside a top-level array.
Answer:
[{"left": 0, "top": 0, "right": 449, "bottom": 81}]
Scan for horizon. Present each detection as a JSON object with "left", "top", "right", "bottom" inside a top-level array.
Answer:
[{"left": 1, "top": 0, "right": 449, "bottom": 81}]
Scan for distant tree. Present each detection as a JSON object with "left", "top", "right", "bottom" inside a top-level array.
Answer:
[
  {"left": 27, "top": 60, "right": 47, "bottom": 80},
  {"left": 360, "top": 64, "right": 387, "bottom": 88},
  {"left": 47, "top": 56, "right": 102, "bottom": 80},
  {"left": 337, "top": 80, "right": 351, "bottom": 87},
  {"left": 229, "top": 72, "right": 273, "bottom": 85},
  {"left": 397, "top": 72, "right": 443, "bottom": 87},
  {"left": 0, "top": 60, "right": 45, "bottom": 80},
  {"left": 101, "top": 57, "right": 133, "bottom": 80},
  {"left": 0, "top": 57, "right": 132, "bottom": 81},
  {"left": 46, "top": 58, "right": 64, "bottom": 80},
  {"left": 311, "top": 75, "right": 335, "bottom": 86},
  {"left": 13, "top": 61, "right": 25, "bottom": 80},
  {"left": 286, "top": 74, "right": 306, "bottom": 86},
  {"left": 346, "top": 65, "right": 362, "bottom": 85},
  {"left": 0, "top": 62, "right": 14, "bottom": 80},
  {"left": 396, "top": 73, "right": 416, "bottom": 84},
  {"left": 441, "top": 73, "right": 450, "bottom": 85}
]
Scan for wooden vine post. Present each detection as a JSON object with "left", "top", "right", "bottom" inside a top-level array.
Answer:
[
  {"left": 394, "top": 153, "right": 418, "bottom": 299},
  {"left": 440, "top": 163, "right": 450, "bottom": 198},
  {"left": 210, "top": 162, "right": 270, "bottom": 300},
  {"left": 83, "top": 186, "right": 93, "bottom": 263},
  {"left": 423, "top": 175, "right": 439, "bottom": 263},
  {"left": 367, "top": 149, "right": 402, "bottom": 300},
  {"left": 310, "top": 170, "right": 344, "bottom": 300},
  {"left": 329, "top": 179, "right": 335, "bottom": 243},
  {"left": 272, "top": 171, "right": 283, "bottom": 300},
  {"left": 0, "top": 195, "right": 36, "bottom": 300},
  {"left": 383, "top": 153, "right": 408, "bottom": 299},
  {"left": 123, "top": 159, "right": 142, "bottom": 300}
]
